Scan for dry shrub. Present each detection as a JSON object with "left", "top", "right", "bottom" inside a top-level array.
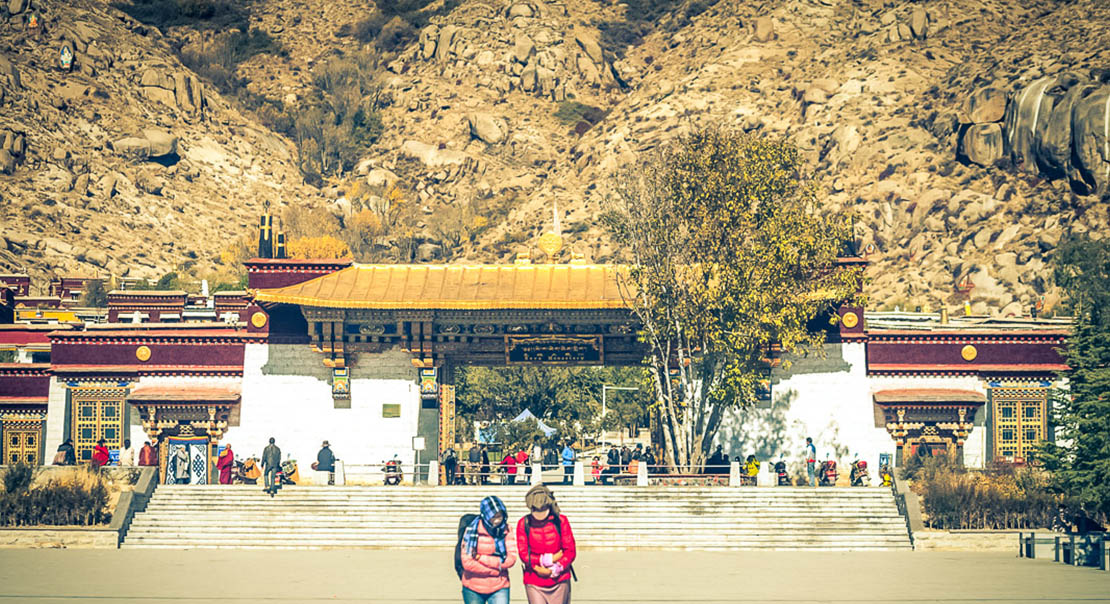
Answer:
[
  {"left": 909, "top": 457, "right": 1060, "bottom": 530},
  {"left": 0, "top": 467, "right": 110, "bottom": 527}
]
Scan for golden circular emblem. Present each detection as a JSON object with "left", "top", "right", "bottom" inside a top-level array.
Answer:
[
  {"left": 841, "top": 311, "right": 859, "bottom": 329},
  {"left": 250, "top": 311, "right": 268, "bottom": 328},
  {"left": 135, "top": 346, "right": 151, "bottom": 362},
  {"left": 961, "top": 345, "right": 978, "bottom": 362},
  {"left": 537, "top": 232, "right": 564, "bottom": 260}
]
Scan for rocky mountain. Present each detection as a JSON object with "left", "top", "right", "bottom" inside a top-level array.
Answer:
[{"left": 2, "top": 0, "right": 1109, "bottom": 317}]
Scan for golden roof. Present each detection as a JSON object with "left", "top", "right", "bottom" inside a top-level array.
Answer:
[{"left": 253, "top": 264, "right": 632, "bottom": 310}]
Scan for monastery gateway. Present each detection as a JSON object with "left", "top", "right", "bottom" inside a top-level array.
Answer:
[{"left": 0, "top": 240, "right": 1067, "bottom": 484}]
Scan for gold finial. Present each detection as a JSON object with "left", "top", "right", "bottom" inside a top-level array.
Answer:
[
  {"left": 537, "top": 232, "right": 563, "bottom": 261},
  {"left": 515, "top": 251, "right": 532, "bottom": 265}
]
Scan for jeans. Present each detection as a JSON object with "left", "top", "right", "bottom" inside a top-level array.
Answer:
[
  {"left": 264, "top": 466, "right": 278, "bottom": 491},
  {"left": 563, "top": 464, "right": 573, "bottom": 484},
  {"left": 806, "top": 461, "right": 815, "bottom": 487},
  {"left": 462, "top": 586, "right": 509, "bottom": 604}
]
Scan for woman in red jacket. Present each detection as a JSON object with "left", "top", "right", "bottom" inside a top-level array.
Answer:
[{"left": 517, "top": 485, "right": 576, "bottom": 604}]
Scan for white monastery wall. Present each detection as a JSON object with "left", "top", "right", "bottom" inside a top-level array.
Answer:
[
  {"left": 43, "top": 377, "right": 69, "bottom": 456},
  {"left": 224, "top": 343, "right": 420, "bottom": 482},
  {"left": 715, "top": 342, "right": 892, "bottom": 480}
]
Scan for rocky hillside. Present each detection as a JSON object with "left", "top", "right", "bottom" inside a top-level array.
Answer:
[
  {"left": 0, "top": 0, "right": 320, "bottom": 286},
  {"left": 2, "top": 0, "right": 1109, "bottom": 316}
]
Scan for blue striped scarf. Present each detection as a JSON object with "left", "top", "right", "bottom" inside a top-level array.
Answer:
[{"left": 463, "top": 495, "right": 508, "bottom": 561}]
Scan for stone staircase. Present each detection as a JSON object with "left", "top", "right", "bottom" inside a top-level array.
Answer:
[{"left": 122, "top": 485, "right": 912, "bottom": 550}]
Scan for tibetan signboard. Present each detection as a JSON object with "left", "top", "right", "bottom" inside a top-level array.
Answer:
[{"left": 505, "top": 336, "right": 603, "bottom": 365}]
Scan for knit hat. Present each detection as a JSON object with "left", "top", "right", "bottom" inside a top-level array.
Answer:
[{"left": 525, "top": 484, "right": 560, "bottom": 516}]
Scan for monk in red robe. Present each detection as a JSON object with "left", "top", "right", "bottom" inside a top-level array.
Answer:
[
  {"left": 138, "top": 441, "right": 157, "bottom": 466},
  {"left": 91, "top": 439, "right": 110, "bottom": 469},
  {"left": 217, "top": 444, "right": 235, "bottom": 485}
]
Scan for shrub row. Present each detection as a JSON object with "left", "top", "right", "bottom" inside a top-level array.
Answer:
[
  {"left": 0, "top": 465, "right": 110, "bottom": 527},
  {"left": 905, "top": 457, "right": 1060, "bottom": 530}
]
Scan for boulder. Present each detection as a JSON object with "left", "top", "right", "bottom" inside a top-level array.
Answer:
[
  {"left": 0, "top": 56, "right": 21, "bottom": 89},
  {"left": 468, "top": 113, "right": 507, "bottom": 144},
  {"left": 142, "top": 129, "right": 178, "bottom": 157},
  {"left": 803, "top": 87, "right": 829, "bottom": 104},
  {"left": 1004, "top": 75, "right": 1071, "bottom": 173},
  {"left": 419, "top": 26, "right": 438, "bottom": 60},
  {"left": 574, "top": 31, "right": 604, "bottom": 64},
  {"left": 0, "top": 149, "right": 15, "bottom": 175},
  {"left": 400, "top": 140, "right": 469, "bottom": 168},
  {"left": 962, "top": 86, "right": 1006, "bottom": 124},
  {"left": 753, "top": 17, "right": 775, "bottom": 43},
  {"left": 1035, "top": 81, "right": 1098, "bottom": 178},
  {"left": 909, "top": 8, "right": 927, "bottom": 40},
  {"left": 416, "top": 242, "right": 443, "bottom": 262},
  {"left": 508, "top": 3, "right": 534, "bottom": 18},
  {"left": 961, "top": 123, "right": 1003, "bottom": 166},
  {"left": 8, "top": 0, "right": 27, "bottom": 15},
  {"left": 85, "top": 249, "right": 109, "bottom": 268},
  {"left": 1070, "top": 85, "right": 1110, "bottom": 196},
  {"left": 74, "top": 173, "right": 90, "bottom": 196},
  {"left": 437, "top": 26, "right": 458, "bottom": 62},
  {"left": 112, "top": 137, "right": 152, "bottom": 159},
  {"left": 513, "top": 34, "right": 534, "bottom": 64},
  {"left": 140, "top": 68, "right": 175, "bottom": 90},
  {"left": 366, "top": 167, "right": 399, "bottom": 189}
]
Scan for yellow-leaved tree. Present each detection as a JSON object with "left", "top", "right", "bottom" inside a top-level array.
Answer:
[
  {"left": 287, "top": 235, "right": 353, "bottom": 260},
  {"left": 603, "top": 126, "right": 863, "bottom": 472}
]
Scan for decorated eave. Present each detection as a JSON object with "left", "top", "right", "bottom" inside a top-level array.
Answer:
[
  {"left": 48, "top": 324, "right": 260, "bottom": 378},
  {"left": 873, "top": 388, "right": 986, "bottom": 405},
  {"left": 128, "top": 385, "right": 241, "bottom": 441},
  {"left": 0, "top": 363, "right": 50, "bottom": 411},
  {"left": 865, "top": 314, "right": 1070, "bottom": 377}
]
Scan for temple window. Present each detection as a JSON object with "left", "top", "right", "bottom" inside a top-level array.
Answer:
[{"left": 990, "top": 386, "right": 1047, "bottom": 461}]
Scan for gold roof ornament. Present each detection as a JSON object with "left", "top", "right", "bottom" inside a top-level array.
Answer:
[{"left": 537, "top": 232, "right": 564, "bottom": 260}]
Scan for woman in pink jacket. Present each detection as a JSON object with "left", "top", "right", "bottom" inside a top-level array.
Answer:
[{"left": 460, "top": 495, "right": 517, "bottom": 604}]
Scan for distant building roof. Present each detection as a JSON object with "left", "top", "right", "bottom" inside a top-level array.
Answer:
[{"left": 865, "top": 311, "right": 1071, "bottom": 334}]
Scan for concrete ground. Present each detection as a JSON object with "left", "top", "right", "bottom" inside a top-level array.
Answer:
[{"left": 1, "top": 550, "right": 1108, "bottom": 603}]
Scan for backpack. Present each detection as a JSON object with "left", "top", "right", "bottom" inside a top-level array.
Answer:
[
  {"left": 524, "top": 514, "right": 578, "bottom": 582},
  {"left": 453, "top": 513, "right": 478, "bottom": 579}
]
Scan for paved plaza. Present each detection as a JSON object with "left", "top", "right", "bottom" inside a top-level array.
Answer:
[{"left": 1, "top": 549, "right": 1108, "bottom": 603}]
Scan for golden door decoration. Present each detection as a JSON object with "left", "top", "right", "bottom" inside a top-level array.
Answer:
[
  {"left": 71, "top": 387, "right": 127, "bottom": 463},
  {"left": 992, "top": 387, "right": 1047, "bottom": 460},
  {"left": 4, "top": 423, "right": 42, "bottom": 465}
]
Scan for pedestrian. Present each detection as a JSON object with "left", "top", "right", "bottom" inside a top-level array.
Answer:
[
  {"left": 119, "top": 439, "right": 135, "bottom": 467},
  {"left": 468, "top": 443, "right": 482, "bottom": 485},
  {"left": 619, "top": 446, "right": 631, "bottom": 473},
  {"left": 217, "top": 443, "right": 235, "bottom": 484},
  {"left": 560, "top": 442, "right": 575, "bottom": 485},
  {"left": 605, "top": 445, "right": 619, "bottom": 483},
  {"left": 644, "top": 447, "right": 657, "bottom": 474},
  {"left": 517, "top": 446, "right": 530, "bottom": 480},
  {"left": 590, "top": 456, "right": 601, "bottom": 484},
  {"left": 173, "top": 446, "right": 189, "bottom": 484},
  {"left": 53, "top": 438, "right": 76, "bottom": 465},
  {"left": 262, "top": 437, "right": 281, "bottom": 496},
  {"left": 138, "top": 441, "right": 157, "bottom": 466},
  {"left": 633, "top": 443, "right": 643, "bottom": 461},
  {"left": 804, "top": 437, "right": 817, "bottom": 487},
  {"left": 91, "top": 439, "right": 110, "bottom": 470},
  {"left": 316, "top": 440, "right": 336, "bottom": 485},
  {"left": 518, "top": 485, "right": 576, "bottom": 604},
  {"left": 480, "top": 446, "right": 491, "bottom": 485},
  {"left": 459, "top": 495, "right": 517, "bottom": 604},
  {"left": 444, "top": 448, "right": 459, "bottom": 485},
  {"left": 501, "top": 450, "right": 518, "bottom": 485}
]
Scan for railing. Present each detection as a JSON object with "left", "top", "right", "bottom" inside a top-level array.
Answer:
[
  {"left": 890, "top": 475, "right": 917, "bottom": 549},
  {"left": 1019, "top": 531, "right": 1110, "bottom": 571}
]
